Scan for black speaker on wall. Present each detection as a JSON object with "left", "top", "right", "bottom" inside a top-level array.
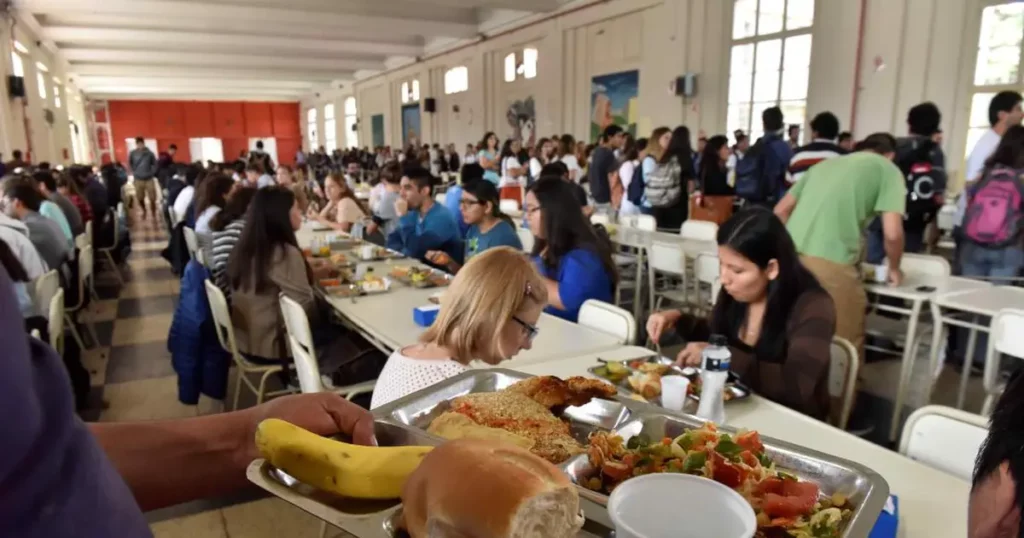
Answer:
[
  {"left": 8, "top": 75, "right": 25, "bottom": 98},
  {"left": 424, "top": 98, "right": 437, "bottom": 113}
]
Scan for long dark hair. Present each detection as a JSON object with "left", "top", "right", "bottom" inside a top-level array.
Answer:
[
  {"left": 462, "top": 180, "right": 513, "bottom": 227},
  {"left": 709, "top": 208, "right": 823, "bottom": 361},
  {"left": 499, "top": 139, "right": 516, "bottom": 160},
  {"left": 227, "top": 187, "right": 309, "bottom": 293},
  {"left": 0, "top": 239, "right": 29, "bottom": 282},
  {"left": 662, "top": 126, "right": 696, "bottom": 181},
  {"left": 195, "top": 173, "right": 234, "bottom": 216},
  {"left": 535, "top": 137, "right": 552, "bottom": 162},
  {"left": 325, "top": 172, "right": 369, "bottom": 216},
  {"left": 558, "top": 134, "right": 576, "bottom": 158},
  {"left": 480, "top": 132, "right": 498, "bottom": 152},
  {"left": 620, "top": 134, "right": 638, "bottom": 163},
  {"left": 527, "top": 178, "right": 618, "bottom": 288},
  {"left": 985, "top": 124, "right": 1024, "bottom": 172},
  {"left": 210, "top": 187, "right": 256, "bottom": 232},
  {"left": 698, "top": 134, "right": 729, "bottom": 184}
]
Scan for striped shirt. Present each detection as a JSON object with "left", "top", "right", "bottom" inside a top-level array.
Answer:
[
  {"left": 787, "top": 140, "right": 847, "bottom": 185},
  {"left": 211, "top": 218, "right": 246, "bottom": 300}
]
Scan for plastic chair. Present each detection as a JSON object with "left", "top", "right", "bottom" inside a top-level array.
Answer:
[
  {"left": 65, "top": 246, "right": 98, "bottom": 350},
  {"left": 829, "top": 336, "right": 860, "bottom": 430},
  {"left": 900, "top": 252, "right": 951, "bottom": 276},
  {"left": 499, "top": 199, "right": 520, "bottom": 213},
  {"left": 691, "top": 253, "right": 720, "bottom": 314},
  {"left": 680, "top": 220, "right": 718, "bottom": 242},
  {"left": 204, "top": 280, "right": 294, "bottom": 409},
  {"left": 48, "top": 288, "right": 65, "bottom": 355},
  {"left": 590, "top": 214, "right": 611, "bottom": 226},
  {"left": 31, "top": 269, "right": 60, "bottom": 319},
  {"left": 647, "top": 241, "right": 688, "bottom": 312},
  {"left": 577, "top": 299, "right": 636, "bottom": 345},
  {"left": 183, "top": 227, "right": 199, "bottom": 261},
  {"left": 517, "top": 227, "right": 535, "bottom": 253},
  {"left": 981, "top": 308, "right": 1024, "bottom": 415},
  {"left": 279, "top": 294, "right": 377, "bottom": 398},
  {"left": 97, "top": 209, "right": 125, "bottom": 285},
  {"left": 899, "top": 405, "right": 988, "bottom": 480},
  {"left": 633, "top": 214, "right": 657, "bottom": 232}
]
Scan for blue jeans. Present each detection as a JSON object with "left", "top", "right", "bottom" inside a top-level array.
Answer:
[
  {"left": 956, "top": 243, "right": 1024, "bottom": 364},
  {"left": 865, "top": 217, "right": 925, "bottom": 264}
]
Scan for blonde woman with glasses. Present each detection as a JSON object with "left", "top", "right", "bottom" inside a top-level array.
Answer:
[{"left": 369, "top": 247, "right": 548, "bottom": 409}]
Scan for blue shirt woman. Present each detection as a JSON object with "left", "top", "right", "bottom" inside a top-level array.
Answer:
[
  {"left": 533, "top": 248, "right": 613, "bottom": 322},
  {"left": 466, "top": 220, "right": 521, "bottom": 261}
]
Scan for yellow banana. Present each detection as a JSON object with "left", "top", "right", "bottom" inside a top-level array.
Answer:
[{"left": 255, "top": 418, "right": 433, "bottom": 499}]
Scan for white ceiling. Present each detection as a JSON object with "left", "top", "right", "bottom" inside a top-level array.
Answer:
[{"left": 12, "top": 0, "right": 565, "bottom": 101}]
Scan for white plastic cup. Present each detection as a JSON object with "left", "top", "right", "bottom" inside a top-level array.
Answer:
[
  {"left": 360, "top": 245, "right": 376, "bottom": 260},
  {"left": 608, "top": 474, "right": 757, "bottom": 538},
  {"left": 660, "top": 376, "right": 691, "bottom": 412},
  {"left": 874, "top": 264, "right": 889, "bottom": 284}
]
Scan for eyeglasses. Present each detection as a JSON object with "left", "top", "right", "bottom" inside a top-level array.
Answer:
[
  {"left": 459, "top": 199, "right": 483, "bottom": 207},
  {"left": 525, "top": 206, "right": 541, "bottom": 215},
  {"left": 512, "top": 315, "right": 539, "bottom": 343}
]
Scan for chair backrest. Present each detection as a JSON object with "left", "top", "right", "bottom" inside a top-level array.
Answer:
[
  {"left": 67, "top": 246, "right": 93, "bottom": 311},
  {"left": 499, "top": 199, "right": 520, "bottom": 213},
  {"left": 711, "top": 279, "right": 722, "bottom": 305},
  {"left": 680, "top": 220, "right": 718, "bottom": 242},
  {"left": 31, "top": 269, "right": 60, "bottom": 318},
  {"left": 829, "top": 336, "right": 859, "bottom": 430},
  {"left": 204, "top": 280, "right": 241, "bottom": 359},
  {"left": 577, "top": 299, "right": 636, "bottom": 345},
  {"left": 279, "top": 293, "right": 323, "bottom": 394},
  {"left": 899, "top": 405, "right": 988, "bottom": 480},
  {"left": 48, "top": 288, "right": 65, "bottom": 354},
  {"left": 517, "top": 227, "right": 535, "bottom": 253},
  {"left": 106, "top": 208, "right": 120, "bottom": 249},
  {"left": 633, "top": 214, "right": 657, "bottom": 232},
  {"left": 74, "top": 233, "right": 88, "bottom": 250},
  {"left": 895, "top": 253, "right": 950, "bottom": 277},
  {"left": 85, "top": 220, "right": 93, "bottom": 246},
  {"left": 648, "top": 241, "right": 686, "bottom": 276},
  {"left": 590, "top": 214, "right": 611, "bottom": 226},
  {"left": 983, "top": 308, "right": 1024, "bottom": 400},
  {"left": 183, "top": 227, "right": 199, "bottom": 260},
  {"left": 195, "top": 247, "right": 208, "bottom": 267}
]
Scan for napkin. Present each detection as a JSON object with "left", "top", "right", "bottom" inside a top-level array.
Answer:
[{"left": 869, "top": 495, "right": 898, "bottom": 538}]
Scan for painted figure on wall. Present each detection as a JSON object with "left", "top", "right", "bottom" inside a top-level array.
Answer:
[
  {"left": 590, "top": 70, "right": 639, "bottom": 142},
  {"left": 506, "top": 97, "right": 536, "bottom": 148}
]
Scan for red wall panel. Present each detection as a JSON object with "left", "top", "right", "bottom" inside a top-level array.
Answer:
[
  {"left": 109, "top": 101, "right": 151, "bottom": 143},
  {"left": 159, "top": 138, "right": 190, "bottom": 162},
  {"left": 276, "top": 138, "right": 300, "bottom": 167},
  {"left": 222, "top": 138, "right": 250, "bottom": 163},
  {"left": 213, "top": 102, "right": 246, "bottom": 139},
  {"left": 244, "top": 102, "right": 274, "bottom": 137},
  {"left": 150, "top": 101, "right": 185, "bottom": 138},
  {"left": 272, "top": 103, "right": 299, "bottom": 138},
  {"left": 182, "top": 102, "right": 214, "bottom": 137}
]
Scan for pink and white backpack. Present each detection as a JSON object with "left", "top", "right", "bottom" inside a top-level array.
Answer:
[{"left": 963, "top": 165, "right": 1024, "bottom": 248}]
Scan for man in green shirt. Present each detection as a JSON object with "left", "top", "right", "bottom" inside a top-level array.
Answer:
[{"left": 774, "top": 133, "right": 907, "bottom": 359}]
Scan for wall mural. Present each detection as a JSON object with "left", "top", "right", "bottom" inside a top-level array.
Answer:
[
  {"left": 590, "top": 70, "right": 639, "bottom": 142},
  {"left": 401, "top": 104, "right": 421, "bottom": 148},
  {"left": 506, "top": 96, "right": 536, "bottom": 147},
  {"left": 371, "top": 114, "right": 385, "bottom": 148}
]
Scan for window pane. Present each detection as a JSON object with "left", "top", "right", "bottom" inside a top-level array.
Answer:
[
  {"left": 755, "top": 39, "right": 782, "bottom": 71},
  {"left": 730, "top": 44, "right": 755, "bottom": 76},
  {"left": 345, "top": 97, "right": 357, "bottom": 115},
  {"left": 783, "top": 34, "right": 812, "bottom": 68},
  {"left": 979, "top": 4, "right": 1024, "bottom": 49},
  {"left": 779, "top": 100, "right": 806, "bottom": 131},
  {"left": 345, "top": 115, "right": 358, "bottom": 149},
  {"left": 974, "top": 45, "right": 1021, "bottom": 85},
  {"left": 969, "top": 92, "right": 996, "bottom": 128},
  {"left": 780, "top": 67, "right": 809, "bottom": 100},
  {"left": 729, "top": 74, "right": 753, "bottom": 103},
  {"left": 324, "top": 119, "right": 337, "bottom": 151},
  {"left": 54, "top": 88, "right": 61, "bottom": 109},
  {"left": 504, "top": 53, "right": 516, "bottom": 82},
  {"left": 758, "top": 0, "right": 785, "bottom": 35},
  {"left": 727, "top": 103, "right": 752, "bottom": 134},
  {"left": 37, "top": 72, "right": 46, "bottom": 99},
  {"left": 753, "top": 70, "right": 780, "bottom": 101},
  {"left": 523, "top": 48, "right": 538, "bottom": 79},
  {"left": 307, "top": 108, "right": 316, "bottom": 122},
  {"left": 733, "top": 0, "right": 757, "bottom": 39},
  {"left": 965, "top": 128, "right": 988, "bottom": 158},
  {"left": 786, "top": 0, "right": 814, "bottom": 30},
  {"left": 401, "top": 82, "right": 410, "bottom": 103},
  {"left": 751, "top": 102, "right": 776, "bottom": 132},
  {"left": 324, "top": 104, "right": 335, "bottom": 120},
  {"left": 10, "top": 53, "right": 23, "bottom": 77},
  {"left": 411, "top": 80, "right": 420, "bottom": 101}
]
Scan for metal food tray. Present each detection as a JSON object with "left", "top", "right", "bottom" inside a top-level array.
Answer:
[
  {"left": 322, "top": 278, "right": 393, "bottom": 298},
  {"left": 390, "top": 270, "right": 452, "bottom": 289},
  {"left": 247, "top": 369, "right": 888, "bottom": 538},
  {"left": 588, "top": 356, "right": 751, "bottom": 405}
]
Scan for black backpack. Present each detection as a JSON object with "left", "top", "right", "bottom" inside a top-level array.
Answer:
[
  {"left": 897, "top": 139, "right": 945, "bottom": 231},
  {"left": 627, "top": 161, "right": 645, "bottom": 206}
]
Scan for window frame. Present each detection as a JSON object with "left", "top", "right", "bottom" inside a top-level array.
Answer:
[
  {"left": 344, "top": 97, "right": 358, "bottom": 149},
  {"left": 965, "top": 2, "right": 1024, "bottom": 157},
  {"left": 323, "top": 103, "right": 337, "bottom": 152},
  {"left": 444, "top": 66, "right": 469, "bottom": 95},
  {"left": 307, "top": 108, "right": 319, "bottom": 150}
]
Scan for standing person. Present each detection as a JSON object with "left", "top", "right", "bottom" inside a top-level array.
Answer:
[
  {"left": 558, "top": 135, "right": 582, "bottom": 182},
  {"left": 641, "top": 127, "right": 672, "bottom": 216},
  {"left": 248, "top": 140, "right": 275, "bottom": 173},
  {"left": 530, "top": 137, "right": 555, "bottom": 180},
  {"left": 156, "top": 144, "right": 177, "bottom": 190},
  {"left": 787, "top": 112, "right": 846, "bottom": 186},
  {"left": 787, "top": 124, "right": 801, "bottom": 149},
  {"left": 589, "top": 125, "right": 626, "bottom": 216},
  {"left": 837, "top": 132, "right": 855, "bottom": 152},
  {"left": 366, "top": 162, "right": 403, "bottom": 240},
  {"left": 426, "top": 180, "right": 522, "bottom": 272},
  {"left": 646, "top": 126, "right": 695, "bottom": 230},
  {"left": 428, "top": 144, "right": 441, "bottom": 177},
  {"left": 735, "top": 107, "right": 793, "bottom": 206},
  {"left": 5, "top": 149, "right": 28, "bottom": 170},
  {"left": 476, "top": 133, "right": 501, "bottom": 185},
  {"left": 774, "top": 133, "right": 907, "bottom": 359},
  {"left": 129, "top": 137, "right": 158, "bottom": 219},
  {"left": 866, "top": 102, "right": 947, "bottom": 263},
  {"left": 618, "top": 137, "right": 645, "bottom": 217},
  {"left": 463, "top": 143, "right": 477, "bottom": 165},
  {"left": 499, "top": 139, "right": 526, "bottom": 205},
  {"left": 386, "top": 167, "right": 462, "bottom": 266},
  {"left": 443, "top": 143, "right": 460, "bottom": 174},
  {"left": 728, "top": 132, "right": 750, "bottom": 173},
  {"left": 37, "top": 172, "right": 83, "bottom": 236},
  {"left": 308, "top": 173, "right": 369, "bottom": 234},
  {"left": 524, "top": 178, "right": 616, "bottom": 322},
  {"left": 2, "top": 180, "right": 71, "bottom": 272}
]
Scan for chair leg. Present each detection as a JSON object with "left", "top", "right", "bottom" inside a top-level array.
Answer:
[
  {"left": 65, "top": 314, "right": 86, "bottom": 351},
  {"left": 256, "top": 370, "right": 277, "bottom": 405},
  {"left": 103, "top": 251, "right": 125, "bottom": 285},
  {"left": 231, "top": 370, "right": 244, "bottom": 411},
  {"left": 982, "top": 394, "right": 996, "bottom": 417},
  {"left": 319, "top": 521, "right": 328, "bottom": 538},
  {"left": 84, "top": 321, "right": 100, "bottom": 348}
]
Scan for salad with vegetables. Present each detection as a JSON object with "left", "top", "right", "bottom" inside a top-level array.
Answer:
[{"left": 585, "top": 423, "right": 851, "bottom": 538}]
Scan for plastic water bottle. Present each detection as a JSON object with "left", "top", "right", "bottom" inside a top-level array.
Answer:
[{"left": 695, "top": 334, "right": 730, "bottom": 425}]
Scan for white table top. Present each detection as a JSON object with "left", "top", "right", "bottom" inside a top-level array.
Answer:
[
  {"left": 933, "top": 285, "right": 1024, "bottom": 317},
  {"left": 517, "top": 355, "right": 970, "bottom": 538},
  {"left": 864, "top": 273, "right": 992, "bottom": 303},
  {"left": 609, "top": 227, "right": 717, "bottom": 255}
]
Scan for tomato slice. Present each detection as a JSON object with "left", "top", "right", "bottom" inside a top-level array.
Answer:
[
  {"left": 740, "top": 450, "right": 759, "bottom": 468},
  {"left": 762, "top": 486, "right": 818, "bottom": 518},
  {"left": 736, "top": 431, "right": 765, "bottom": 454},
  {"left": 710, "top": 451, "right": 743, "bottom": 488},
  {"left": 602, "top": 461, "right": 633, "bottom": 482},
  {"left": 781, "top": 480, "right": 820, "bottom": 499},
  {"left": 754, "top": 477, "right": 784, "bottom": 496}
]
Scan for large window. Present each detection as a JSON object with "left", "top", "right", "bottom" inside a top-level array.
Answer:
[
  {"left": 53, "top": 78, "right": 61, "bottom": 109},
  {"left": 726, "top": 0, "right": 814, "bottom": 138},
  {"left": 307, "top": 108, "right": 318, "bottom": 150},
  {"left": 324, "top": 104, "right": 337, "bottom": 151},
  {"left": 504, "top": 48, "right": 539, "bottom": 83},
  {"left": 35, "top": 62, "right": 48, "bottom": 100},
  {"left": 344, "top": 97, "right": 358, "bottom": 149},
  {"left": 401, "top": 79, "right": 420, "bottom": 104},
  {"left": 444, "top": 66, "right": 469, "bottom": 95},
  {"left": 966, "top": 3, "right": 1024, "bottom": 156},
  {"left": 10, "top": 51, "right": 23, "bottom": 78}
]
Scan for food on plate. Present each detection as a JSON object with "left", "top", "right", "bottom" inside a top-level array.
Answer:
[
  {"left": 584, "top": 423, "right": 851, "bottom": 538},
  {"left": 627, "top": 372, "right": 666, "bottom": 400},
  {"left": 628, "top": 359, "right": 673, "bottom": 375},
  {"left": 408, "top": 266, "right": 428, "bottom": 283},
  {"left": 400, "top": 439, "right": 585, "bottom": 538},
  {"left": 329, "top": 253, "right": 349, "bottom": 266},
  {"left": 360, "top": 275, "right": 387, "bottom": 292},
  {"left": 592, "top": 361, "right": 631, "bottom": 384},
  {"left": 691, "top": 373, "right": 737, "bottom": 402},
  {"left": 254, "top": 418, "right": 432, "bottom": 500},
  {"left": 427, "top": 412, "right": 535, "bottom": 450},
  {"left": 318, "top": 278, "right": 342, "bottom": 288},
  {"left": 427, "top": 376, "right": 616, "bottom": 464}
]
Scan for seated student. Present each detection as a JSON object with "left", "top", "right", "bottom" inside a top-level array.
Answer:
[
  {"left": 646, "top": 208, "right": 835, "bottom": 420},
  {"left": 2, "top": 179, "right": 70, "bottom": 272},
  {"left": 539, "top": 162, "right": 591, "bottom": 215},
  {"left": 245, "top": 162, "right": 275, "bottom": 189},
  {"left": 194, "top": 174, "right": 234, "bottom": 235},
  {"left": 444, "top": 163, "right": 485, "bottom": 238},
  {"left": 971, "top": 370, "right": 1024, "bottom": 538},
  {"left": 366, "top": 162, "right": 403, "bottom": 240},
  {"left": 308, "top": 172, "right": 369, "bottom": 234},
  {"left": 370, "top": 247, "right": 547, "bottom": 408},
  {"left": 386, "top": 167, "right": 462, "bottom": 266},
  {"left": 171, "top": 166, "right": 200, "bottom": 223},
  {"left": 227, "top": 187, "right": 336, "bottom": 367},
  {"left": 426, "top": 180, "right": 522, "bottom": 272},
  {"left": 209, "top": 187, "right": 256, "bottom": 300},
  {"left": 57, "top": 175, "right": 93, "bottom": 225},
  {"left": 275, "top": 165, "right": 309, "bottom": 213},
  {"left": 525, "top": 178, "right": 616, "bottom": 322},
  {"left": 37, "top": 171, "right": 83, "bottom": 236}
]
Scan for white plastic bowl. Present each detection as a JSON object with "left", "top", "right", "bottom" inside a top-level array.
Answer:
[{"left": 607, "top": 474, "right": 757, "bottom": 538}]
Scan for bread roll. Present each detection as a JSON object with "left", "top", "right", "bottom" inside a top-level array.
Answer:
[{"left": 400, "top": 439, "right": 584, "bottom": 538}]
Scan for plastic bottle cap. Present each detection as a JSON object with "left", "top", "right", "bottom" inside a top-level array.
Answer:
[{"left": 709, "top": 334, "right": 727, "bottom": 347}]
